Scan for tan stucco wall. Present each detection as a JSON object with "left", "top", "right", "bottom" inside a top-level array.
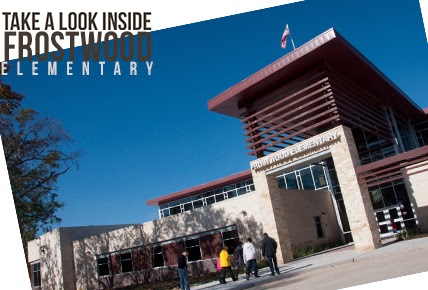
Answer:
[
  {"left": 27, "top": 229, "right": 65, "bottom": 290},
  {"left": 28, "top": 238, "right": 42, "bottom": 263},
  {"left": 281, "top": 189, "right": 341, "bottom": 249},
  {"left": 74, "top": 187, "right": 345, "bottom": 289},
  {"left": 404, "top": 160, "right": 428, "bottom": 232},
  {"left": 74, "top": 191, "right": 267, "bottom": 290},
  {"left": 27, "top": 225, "right": 136, "bottom": 290}
]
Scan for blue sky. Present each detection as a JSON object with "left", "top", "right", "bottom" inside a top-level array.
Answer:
[{"left": 3, "top": 0, "right": 428, "bottom": 228}]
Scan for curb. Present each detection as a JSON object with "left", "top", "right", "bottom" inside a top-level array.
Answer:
[{"left": 195, "top": 258, "right": 357, "bottom": 290}]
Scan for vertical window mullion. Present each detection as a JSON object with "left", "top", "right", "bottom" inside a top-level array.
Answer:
[
  {"left": 296, "top": 171, "right": 302, "bottom": 190},
  {"left": 309, "top": 165, "right": 316, "bottom": 189}
]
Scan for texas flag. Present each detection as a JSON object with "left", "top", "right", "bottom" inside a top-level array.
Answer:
[{"left": 281, "top": 24, "right": 290, "bottom": 49}]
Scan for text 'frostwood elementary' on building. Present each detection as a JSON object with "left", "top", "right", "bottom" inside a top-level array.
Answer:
[{"left": 27, "top": 28, "right": 428, "bottom": 290}]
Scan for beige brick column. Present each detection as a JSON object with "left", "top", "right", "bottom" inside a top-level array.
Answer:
[
  {"left": 330, "top": 126, "right": 381, "bottom": 251},
  {"left": 252, "top": 170, "right": 294, "bottom": 263}
]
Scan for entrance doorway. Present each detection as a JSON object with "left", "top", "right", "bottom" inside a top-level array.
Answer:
[
  {"left": 271, "top": 156, "right": 353, "bottom": 246},
  {"left": 369, "top": 181, "right": 419, "bottom": 238}
]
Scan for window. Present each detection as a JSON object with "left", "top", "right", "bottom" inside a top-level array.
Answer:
[
  {"left": 193, "top": 200, "right": 203, "bottom": 209},
  {"left": 222, "top": 229, "right": 239, "bottom": 254},
  {"left": 394, "top": 113, "right": 417, "bottom": 152},
  {"left": 120, "top": 252, "right": 133, "bottom": 273},
  {"left": 183, "top": 202, "right": 193, "bottom": 211},
  {"left": 32, "top": 262, "right": 41, "bottom": 287},
  {"left": 285, "top": 172, "right": 298, "bottom": 189},
  {"left": 277, "top": 176, "right": 286, "bottom": 188},
  {"left": 185, "top": 238, "right": 202, "bottom": 262},
  {"left": 97, "top": 257, "right": 109, "bottom": 276},
  {"left": 382, "top": 186, "right": 397, "bottom": 207},
  {"left": 300, "top": 168, "right": 315, "bottom": 190},
  {"left": 312, "top": 166, "right": 327, "bottom": 189},
  {"left": 369, "top": 181, "right": 409, "bottom": 211},
  {"left": 277, "top": 165, "right": 328, "bottom": 191},
  {"left": 237, "top": 186, "right": 247, "bottom": 195},
  {"left": 152, "top": 246, "right": 164, "bottom": 267},
  {"left": 352, "top": 127, "right": 396, "bottom": 165},
  {"left": 215, "top": 192, "right": 225, "bottom": 202},
  {"left": 227, "top": 190, "right": 237, "bottom": 198},
  {"left": 157, "top": 179, "right": 255, "bottom": 218},
  {"left": 206, "top": 196, "right": 215, "bottom": 205},
  {"left": 370, "top": 188, "right": 384, "bottom": 209},
  {"left": 170, "top": 205, "right": 181, "bottom": 215},
  {"left": 314, "top": 216, "right": 324, "bottom": 238},
  {"left": 160, "top": 208, "right": 170, "bottom": 218}
]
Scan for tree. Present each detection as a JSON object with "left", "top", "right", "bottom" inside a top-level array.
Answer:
[{"left": 0, "top": 78, "right": 79, "bottom": 255}]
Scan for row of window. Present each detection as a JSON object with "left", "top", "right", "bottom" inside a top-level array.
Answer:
[
  {"left": 353, "top": 110, "right": 423, "bottom": 166},
  {"left": 158, "top": 179, "right": 255, "bottom": 218},
  {"left": 353, "top": 127, "right": 396, "bottom": 166},
  {"left": 276, "top": 164, "right": 328, "bottom": 191},
  {"left": 369, "top": 180, "right": 410, "bottom": 211},
  {"left": 96, "top": 228, "right": 239, "bottom": 277}
]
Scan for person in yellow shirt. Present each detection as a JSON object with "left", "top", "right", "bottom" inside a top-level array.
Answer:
[{"left": 219, "top": 246, "right": 238, "bottom": 284}]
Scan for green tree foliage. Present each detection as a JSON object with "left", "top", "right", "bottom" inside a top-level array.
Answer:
[{"left": 0, "top": 78, "right": 79, "bottom": 254}]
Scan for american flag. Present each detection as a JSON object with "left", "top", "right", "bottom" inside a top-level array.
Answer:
[{"left": 281, "top": 24, "right": 290, "bottom": 49}]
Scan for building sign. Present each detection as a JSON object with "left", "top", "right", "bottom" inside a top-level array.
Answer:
[{"left": 251, "top": 131, "right": 340, "bottom": 170}]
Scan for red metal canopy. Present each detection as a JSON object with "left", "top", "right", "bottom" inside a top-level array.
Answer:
[{"left": 208, "top": 28, "right": 424, "bottom": 123}]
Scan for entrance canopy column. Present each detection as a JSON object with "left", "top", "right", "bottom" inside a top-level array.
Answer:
[
  {"left": 251, "top": 169, "right": 294, "bottom": 264},
  {"left": 330, "top": 126, "right": 381, "bottom": 251}
]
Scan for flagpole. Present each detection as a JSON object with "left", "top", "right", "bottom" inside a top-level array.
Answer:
[
  {"left": 288, "top": 24, "right": 296, "bottom": 50},
  {"left": 290, "top": 36, "right": 296, "bottom": 50}
]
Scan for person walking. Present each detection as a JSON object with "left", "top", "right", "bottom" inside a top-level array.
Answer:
[
  {"left": 261, "top": 233, "right": 280, "bottom": 276},
  {"left": 243, "top": 238, "right": 260, "bottom": 280},
  {"left": 177, "top": 250, "right": 191, "bottom": 290},
  {"left": 234, "top": 241, "right": 244, "bottom": 278},
  {"left": 219, "top": 246, "right": 238, "bottom": 284}
]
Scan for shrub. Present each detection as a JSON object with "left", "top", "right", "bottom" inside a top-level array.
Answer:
[
  {"left": 257, "top": 259, "right": 268, "bottom": 269},
  {"left": 292, "top": 241, "right": 342, "bottom": 259},
  {"left": 397, "top": 227, "right": 422, "bottom": 241}
]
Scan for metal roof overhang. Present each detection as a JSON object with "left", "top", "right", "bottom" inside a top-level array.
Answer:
[
  {"left": 208, "top": 28, "right": 424, "bottom": 123},
  {"left": 146, "top": 170, "right": 252, "bottom": 206}
]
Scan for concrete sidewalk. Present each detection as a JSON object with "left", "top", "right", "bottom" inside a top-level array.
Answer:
[{"left": 191, "top": 237, "right": 428, "bottom": 290}]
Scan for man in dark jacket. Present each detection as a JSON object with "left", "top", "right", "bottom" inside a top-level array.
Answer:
[
  {"left": 177, "top": 251, "right": 190, "bottom": 290},
  {"left": 261, "top": 233, "right": 280, "bottom": 276}
]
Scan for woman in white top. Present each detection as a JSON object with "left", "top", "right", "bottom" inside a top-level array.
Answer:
[{"left": 243, "top": 238, "right": 260, "bottom": 280}]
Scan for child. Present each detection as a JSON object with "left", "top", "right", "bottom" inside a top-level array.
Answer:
[{"left": 216, "top": 256, "right": 222, "bottom": 284}]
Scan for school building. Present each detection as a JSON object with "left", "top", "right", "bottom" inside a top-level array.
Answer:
[{"left": 27, "top": 28, "right": 428, "bottom": 290}]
